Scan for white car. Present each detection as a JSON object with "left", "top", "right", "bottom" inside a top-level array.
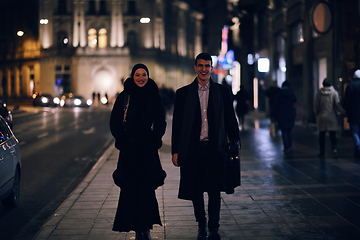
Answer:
[{"left": 0, "top": 116, "right": 21, "bottom": 208}]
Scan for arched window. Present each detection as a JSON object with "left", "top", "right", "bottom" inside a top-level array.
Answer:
[
  {"left": 98, "top": 28, "right": 107, "bottom": 48},
  {"left": 88, "top": 28, "right": 97, "bottom": 49}
]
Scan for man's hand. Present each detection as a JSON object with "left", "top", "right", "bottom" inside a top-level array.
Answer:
[{"left": 172, "top": 153, "right": 180, "bottom": 167}]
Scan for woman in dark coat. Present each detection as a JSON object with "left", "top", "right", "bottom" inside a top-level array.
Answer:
[
  {"left": 110, "top": 64, "right": 166, "bottom": 240},
  {"left": 272, "top": 80, "right": 297, "bottom": 152}
]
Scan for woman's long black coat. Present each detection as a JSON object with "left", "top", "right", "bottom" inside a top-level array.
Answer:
[{"left": 110, "top": 78, "right": 166, "bottom": 232}]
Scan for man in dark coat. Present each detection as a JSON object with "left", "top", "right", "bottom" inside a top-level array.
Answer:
[
  {"left": 343, "top": 69, "right": 360, "bottom": 157},
  {"left": 171, "top": 53, "right": 241, "bottom": 240},
  {"left": 272, "top": 80, "right": 297, "bottom": 153}
]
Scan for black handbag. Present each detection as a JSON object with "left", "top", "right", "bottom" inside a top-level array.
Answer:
[{"left": 224, "top": 141, "right": 241, "bottom": 194}]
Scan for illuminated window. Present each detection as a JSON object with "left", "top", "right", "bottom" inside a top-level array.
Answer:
[
  {"left": 29, "top": 66, "right": 35, "bottom": 95},
  {"left": 292, "top": 22, "right": 304, "bottom": 45},
  {"left": 88, "top": 28, "right": 97, "bottom": 49},
  {"left": 98, "top": 28, "right": 107, "bottom": 48}
]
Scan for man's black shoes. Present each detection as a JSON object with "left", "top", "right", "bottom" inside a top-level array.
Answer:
[
  {"left": 197, "top": 222, "right": 208, "bottom": 240},
  {"left": 197, "top": 232, "right": 208, "bottom": 240},
  {"left": 208, "top": 229, "right": 221, "bottom": 240}
]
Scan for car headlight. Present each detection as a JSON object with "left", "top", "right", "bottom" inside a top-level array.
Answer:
[
  {"left": 60, "top": 99, "right": 65, "bottom": 107},
  {"left": 86, "top": 99, "right": 93, "bottom": 106},
  {"left": 74, "top": 98, "right": 82, "bottom": 106},
  {"left": 53, "top": 97, "right": 60, "bottom": 105},
  {"left": 101, "top": 97, "right": 108, "bottom": 104},
  {"left": 41, "top": 97, "right": 49, "bottom": 104}
]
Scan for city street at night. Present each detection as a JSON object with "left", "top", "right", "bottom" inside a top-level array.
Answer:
[
  {"left": 31, "top": 111, "right": 360, "bottom": 240},
  {"left": 0, "top": 105, "right": 113, "bottom": 240},
  {"left": 1, "top": 1, "right": 360, "bottom": 239}
]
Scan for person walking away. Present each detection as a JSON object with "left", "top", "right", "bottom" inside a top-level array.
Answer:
[
  {"left": 265, "top": 81, "right": 281, "bottom": 123},
  {"left": 234, "top": 86, "right": 249, "bottom": 130},
  {"left": 343, "top": 69, "right": 360, "bottom": 158},
  {"left": 315, "top": 78, "right": 346, "bottom": 158},
  {"left": 171, "top": 53, "right": 241, "bottom": 240},
  {"left": 272, "top": 80, "right": 297, "bottom": 153},
  {"left": 110, "top": 63, "right": 167, "bottom": 240}
]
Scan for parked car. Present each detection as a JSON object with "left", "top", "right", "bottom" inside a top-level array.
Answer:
[
  {"left": 32, "top": 93, "right": 60, "bottom": 107},
  {"left": 60, "top": 93, "right": 92, "bottom": 108},
  {"left": 0, "top": 115, "right": 21, "bottom": 208},
  {"left": 0, "top": 102, "right": 13, "bottom": 129}
]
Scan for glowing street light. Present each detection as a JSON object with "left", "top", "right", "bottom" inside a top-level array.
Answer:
[
  {"left": 140, "top": 17, "right": 150, "bottom": 23},
  {"left": 17, "top": 31, "right": 24, "bottom": 37},
  {"left": 40, "top": 19, "right": 49, "bottom": 24}
]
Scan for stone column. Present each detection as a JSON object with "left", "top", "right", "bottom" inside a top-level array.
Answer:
[
  {"left": 73, "top": 0, "right": 79, "bottom": 47},
  {"left": 117, "top": 1, "right": 124, "bottom": 47},
  {"left": 79, "top": 1, "right": 86, "bottom": 47},
  {"left": 110, "top": 0, "right": 117, "bottom": 47}
]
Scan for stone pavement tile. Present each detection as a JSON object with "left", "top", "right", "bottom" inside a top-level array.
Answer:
[
  {"left": 317, "top": 226, "right": 360, "bottom": 240},
  {"left": 47, "top": 236, "right": 88, "bottom": 240},
  {"left": 232, "top": 214, "right": 274, "bottom": 225},
  {"left": 241, "top": 228, "right": 286, "bottom": 237},
  {"left": 56, "top": 219, "right": 93, "bottom": 229},
  {"left": 51, "top": 227, "right": 90, "bottom": 236},
  {"left": 63, "top": 209, "right": 99, "bottom": 219},
  {"left": 165, "top": 225, "right": 197, "bottom": 239},
  {"left": 71, "top": 201, "right": 104, "bottom": 210}
]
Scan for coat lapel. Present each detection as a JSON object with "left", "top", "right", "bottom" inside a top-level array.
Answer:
[{"left": 178, "top": 79, "right": 199, "bottom": 164}]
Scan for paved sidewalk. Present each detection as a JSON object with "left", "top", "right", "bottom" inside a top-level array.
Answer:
[{"left": 33, "top": 112, "right": 360, "bottom": 240}]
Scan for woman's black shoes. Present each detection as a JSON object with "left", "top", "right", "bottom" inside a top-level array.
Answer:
[
  {"left": 143, "top": 229, "right": 152, "bottom": 240},
  {"left": 135, "top": 231, "right": 143, "bottom": 240}
]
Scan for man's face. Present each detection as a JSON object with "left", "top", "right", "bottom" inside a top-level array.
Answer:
[{"left": 194, "top": 59, "right": 213, "bottom": 83}]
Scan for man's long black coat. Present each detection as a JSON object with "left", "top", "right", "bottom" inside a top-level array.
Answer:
[{"left": 171, "top": 78, "right": 240, "bottom": 200}]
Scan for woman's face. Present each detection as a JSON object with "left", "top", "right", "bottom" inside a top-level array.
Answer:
[{"left": 133, "top": 68, "right": 148, "bottom": 87}]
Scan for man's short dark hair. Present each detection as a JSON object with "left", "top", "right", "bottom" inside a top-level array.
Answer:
[
  {"left": 322, "top": 78, "right": 331, "bottom": 87},
  {"left": 195, "top": 53, "right": 212, "bottom": 66}
]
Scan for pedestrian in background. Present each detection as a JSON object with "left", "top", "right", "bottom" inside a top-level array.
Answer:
[
  {"left": 343, "top": 69, "right": 360, "bottom": 158},
  {"left": 110, "top": 63, "right": 167, "bottom": 240},
  {"left": 265, "top": 81, "right": 281, "bottom": 123},
  {"left": 171, "top": 53, "right": 241, "bottom": 240},
  {"left": 234, "top": 86, "right": 249, "bottom": 130},
  {"left": 315, "top": 78, "right": 346, "bottom": 158},
  {"left": 272, "top": 80, "right": 297, "bottom": 153}
]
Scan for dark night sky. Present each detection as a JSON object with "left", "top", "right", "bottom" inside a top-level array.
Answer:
[
  {"left": 0, "top": 0, "right": 39, "bottom": 39},
  {"left": 0, "top": 0, "right": 210, "bottom": 41}
]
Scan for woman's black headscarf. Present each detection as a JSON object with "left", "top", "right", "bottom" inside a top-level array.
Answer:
[{"left": 130, "top": 63, "right": 149, "bottom": 79}]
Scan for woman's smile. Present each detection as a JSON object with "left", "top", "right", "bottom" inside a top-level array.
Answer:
[{"left": 133, "top": 68, "right": 148, "bottom": 87}]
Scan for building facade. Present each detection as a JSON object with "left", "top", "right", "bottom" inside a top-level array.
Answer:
[
  {"left": 1, "top": 0, "right": 204, "bottom": 103},
  {"left": 229, "top": 0, "right": 360, "bottom": 129}
]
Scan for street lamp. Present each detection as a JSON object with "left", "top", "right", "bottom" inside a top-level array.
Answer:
[
  {"left": 40, "top": 18, "right": 49, "bottom": 25},
  {"left": 140, "top": 17, "right": 150, "bottom": 23},
  {"left": 17, "top": 31, "right": 24, "bottom": 37}
]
